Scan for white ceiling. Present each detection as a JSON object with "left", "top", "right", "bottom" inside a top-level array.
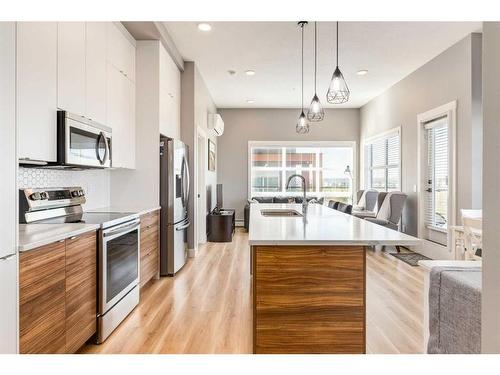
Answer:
[{"left": 164, "top": 22, "right": 481, "bottom": 109}]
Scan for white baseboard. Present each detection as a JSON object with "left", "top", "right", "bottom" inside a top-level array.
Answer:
[
  {"left": 413, "top": 239, "right": 454, "bottom": 260},
  {"left": 235, "top": 219, "right": 244, "bottom": 227},
  {"left": 188, "top": 248, "right": 197, "bottom": 258}
]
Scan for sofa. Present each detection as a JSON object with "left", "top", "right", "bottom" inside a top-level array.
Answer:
[{"left": 243, "top": 196, "right": 324, "bottom": 231}]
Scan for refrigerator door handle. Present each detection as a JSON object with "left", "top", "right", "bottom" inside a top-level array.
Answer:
[
  {"left": 184, "top": 155, "right": 190, "bottom": 207},
  {"left": 175, "top": 220, "right": 191, "bottom": 231}
]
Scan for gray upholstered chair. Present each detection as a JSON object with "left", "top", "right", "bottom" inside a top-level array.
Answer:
[
  {"left": 352, "top": 189, "right": 379, "bottom": 218},
  {"left": 365, "top": 191, "right": 407, "bottom": 252},
  {"left": 328, "top": 200, "right": 340, "bottom": 210}
]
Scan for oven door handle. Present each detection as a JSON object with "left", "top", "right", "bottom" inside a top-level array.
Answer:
[{"left": 103, "top": 219, "right": 140, "bottom": 238}]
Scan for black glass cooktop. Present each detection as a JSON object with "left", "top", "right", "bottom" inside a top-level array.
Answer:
[{"left": 36, "top": 212, "right": 137, "bottom": 226}]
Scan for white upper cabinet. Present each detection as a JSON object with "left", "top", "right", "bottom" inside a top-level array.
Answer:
[
  {"left": 159, "top": 45, "right": 180, "bottom": 139},
  {"left": 17, "top": 22, "right": 58, "bottom": 162},
  {"left": 57, "top": 22, "right": 86, "bottom": 115},
  {"left": 85, "top": 22, "right": 107, "bottom": 125},
  {"left": 106, "top": 22, "right": 136, "bottom": 169},
  {"left": 107, "top": 22, "right": 135, "bottom": 82}
]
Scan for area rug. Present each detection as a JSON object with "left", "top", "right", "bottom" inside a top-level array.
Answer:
[{"left": 389, "top": 251, "right": 431, "bottom": 266}]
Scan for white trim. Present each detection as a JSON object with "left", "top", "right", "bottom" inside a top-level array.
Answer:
[
  {"left": 194, "top": 126, "right": 208, "bottom": 249},
  {"left": 247, "top": 140, "right": 357, "bottom": 202},
  {"left": 360, "top": 126, "right": 402, "bottom": 191},
  {"left": 188, "top": 248, "right": 197, "bottom": 258},
  {"left": 417, "top": 100, "right": 457, "bottom": 254}
]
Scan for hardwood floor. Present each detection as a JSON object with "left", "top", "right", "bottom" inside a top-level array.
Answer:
[{"left": 80, "top": 229, "right": 424, "bottom": 354}]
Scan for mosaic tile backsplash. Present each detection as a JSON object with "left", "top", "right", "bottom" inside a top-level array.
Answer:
[{"left": 18, "top": 167, "right": 111, "bottom": 210}]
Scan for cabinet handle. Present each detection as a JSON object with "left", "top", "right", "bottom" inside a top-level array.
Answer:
[
  {"left": 69, "top": 236, "right": 78, "bottom": 240},
  {"left": 58, "top": 239, "right": 65, "bottom": 243},
  {"left": 146, "top": 225, "right": 152, "bottom": 229}
]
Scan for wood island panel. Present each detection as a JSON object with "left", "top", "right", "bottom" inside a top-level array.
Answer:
[{"left": 253, "top": 245, "right": 366, "bottom": 354}]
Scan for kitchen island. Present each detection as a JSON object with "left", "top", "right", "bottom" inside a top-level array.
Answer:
[{"left": 248, "top": 203, "right": 420, "bottom": 354}]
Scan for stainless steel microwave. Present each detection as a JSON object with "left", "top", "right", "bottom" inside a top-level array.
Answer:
[{"left": 55, "top": 110, "right": 112, "bottom": 168}]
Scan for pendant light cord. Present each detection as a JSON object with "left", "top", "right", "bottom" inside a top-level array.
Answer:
[
  {"left": 336, "top": 21, "right": 339, "bottom": 67},
  {"left": 301, "top": 22, "right": 304, "bottom": 111},
  {"left": 314, "top": 22, "right": 317, "bottom": 93}
]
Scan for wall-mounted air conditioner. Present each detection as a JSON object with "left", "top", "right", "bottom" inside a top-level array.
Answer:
[{"left": 208, "top": 113, "right": 224, "bottom": 136}]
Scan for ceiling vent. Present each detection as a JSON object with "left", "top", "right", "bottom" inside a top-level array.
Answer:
[{"left": 208, "top": 113, "right": 224, "bottom": 136}]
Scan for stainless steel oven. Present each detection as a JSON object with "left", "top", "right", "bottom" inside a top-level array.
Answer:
[
  {"left": 56, "top": 110, "right": 112, "bottom": 168},
  {"left": 97, "top": 217, "right": 140, "bottom": 343}
]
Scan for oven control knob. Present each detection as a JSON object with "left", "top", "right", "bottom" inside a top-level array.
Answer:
[
  {"left": 29, "top": 192, "right": 41, "bottom": 201},
  {"left": 79, "top": 190, "right": 85, "bottom": 197},
  {"left": 71, "top": 191, "right": 79, "bottom": 197},
  {"left": 40, "top": 192, "right": 48, "bottom": 200}
]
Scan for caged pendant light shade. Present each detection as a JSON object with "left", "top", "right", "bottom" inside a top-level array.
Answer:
[
  {"left": 307, "top": 22, "right": 325, "bottom": 122},
  {"left": 327, "top": 22, "right": 350, "bottom": 104},
  {"left": 296, "top": 21, "right": 310, "bottom": 134}
]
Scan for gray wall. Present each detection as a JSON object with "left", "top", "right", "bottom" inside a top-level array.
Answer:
[
  {"left": 217, "top": 108, "right": 360, "bottom": 221},
  {"left": 360, "top": 34, "right": 483, "bottom": 236},
  {"left": 482, "top": 22, "right": 500, "bottom": 353}
]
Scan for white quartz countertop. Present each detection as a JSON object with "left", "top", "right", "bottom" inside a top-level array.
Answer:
[
  {"left": 88, "top": 205, "right": 161, "bottom": 216},
  {"left": 248, "top": 203, "right": 421, "bottom": 246},
  {"left": 19, "top": 223, "right": 100, "bottom": 252}
]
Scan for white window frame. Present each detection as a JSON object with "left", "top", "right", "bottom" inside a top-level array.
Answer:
[
  {"left": 247, "top": 140, "right": 357, "bottom": 201},
  {"left": 417, "top": 101, "right": 457, "bottom": 251},
  {"left": 360, "top": 127, "right": 402, "bottom": 192}
]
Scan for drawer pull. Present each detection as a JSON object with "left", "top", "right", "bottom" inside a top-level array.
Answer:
[
  {"left": 69, "top": 236, "right": 78, "bottom": 240},
  {"left": 146, "top": 225, "right": 152, "bottom": 229},
  {"left": 58, "top": 239, "right": 65, "bottom": 243}
]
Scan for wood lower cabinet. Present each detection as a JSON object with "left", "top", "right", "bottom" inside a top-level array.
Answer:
[
  {"left": 140, "top": 210, "right": 160, "bottom": 288},
  {"left": 19, "top": 231, "right": 97, "bottom": 354},
  {"left": 65, "top": 232, "right": 97, "bottom": 353},
  {"left": 19, "top": 240, "right": 66, "bottom": 354}
]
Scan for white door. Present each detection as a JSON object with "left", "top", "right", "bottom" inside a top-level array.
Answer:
[
  {"left": 418, "top": 101, "right": 457, "bottom": 253},
  {"left": 57, "top": 22, "right": 86, "bottom": 115},
  {"left": 17, "top": 22, "right": 58, "bottom": 162},
  {"left": 197, "top": 133, "right": 207, "bottom": 244}
]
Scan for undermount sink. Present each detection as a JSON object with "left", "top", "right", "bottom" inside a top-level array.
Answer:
[{"left": 260, "top": 209, "right": 303, "bottom": 217}]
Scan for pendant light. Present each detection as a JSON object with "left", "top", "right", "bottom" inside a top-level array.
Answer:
[
  {"left": 307, "top": 22, "right": 325, "bottom": 122},
  {"left": 296, "top": 21, "right": 310, "bottom": 134},
  {"left": 326, "top": 22, "right": 350, "bottom": 104}
]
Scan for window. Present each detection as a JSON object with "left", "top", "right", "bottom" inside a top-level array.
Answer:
[
  {"left": 249, "top": 142, "right": 355, "bottom": 203},
  {"left": 363, "top": 129, "right": 401, "bottom": 192},
  {"left": 424, "top": 118, "right": 449, "bottom": 230}
]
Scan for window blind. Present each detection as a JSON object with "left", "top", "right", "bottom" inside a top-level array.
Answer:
[
  {"left": 364, "top": 130, "right": 400, "bottom": 192},
  {"left": 424, "top": 122, "right": 449, "bottom": 228}
]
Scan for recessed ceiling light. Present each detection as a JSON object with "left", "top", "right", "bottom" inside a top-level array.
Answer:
[
  {"left": 197, "top": 23, "right": 212, "bottom": 32},
  {"left": 246, "top": 99, "right": 255, "bottom": 104},
  {"left": 245, "top": 70, "right": 256, "bottom": 76},
  {"left": 357, "top": 69, "right": 368, "bottom": 76}
]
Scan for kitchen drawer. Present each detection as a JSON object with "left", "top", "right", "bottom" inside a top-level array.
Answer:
[
  {"left": 140, "top": 210, "right": 159, "bottom": 230},
  {"left": 140, "top": 223, "right": 158, "bottom": 257},
  {"left": 140, "top": 246, "right": 158, "bottom": 288}
]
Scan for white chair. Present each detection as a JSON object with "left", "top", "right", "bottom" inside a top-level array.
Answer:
[{"left": 461, "top": 209, "right": 482, "bottom": 260}]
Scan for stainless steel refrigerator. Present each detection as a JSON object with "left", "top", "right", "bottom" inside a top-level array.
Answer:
[
  {"left": 0, "top": 22, "right": 18, "bottom": 354},
  {"left": 160, "top": 137, "right": 190, "bottom": 276}
]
